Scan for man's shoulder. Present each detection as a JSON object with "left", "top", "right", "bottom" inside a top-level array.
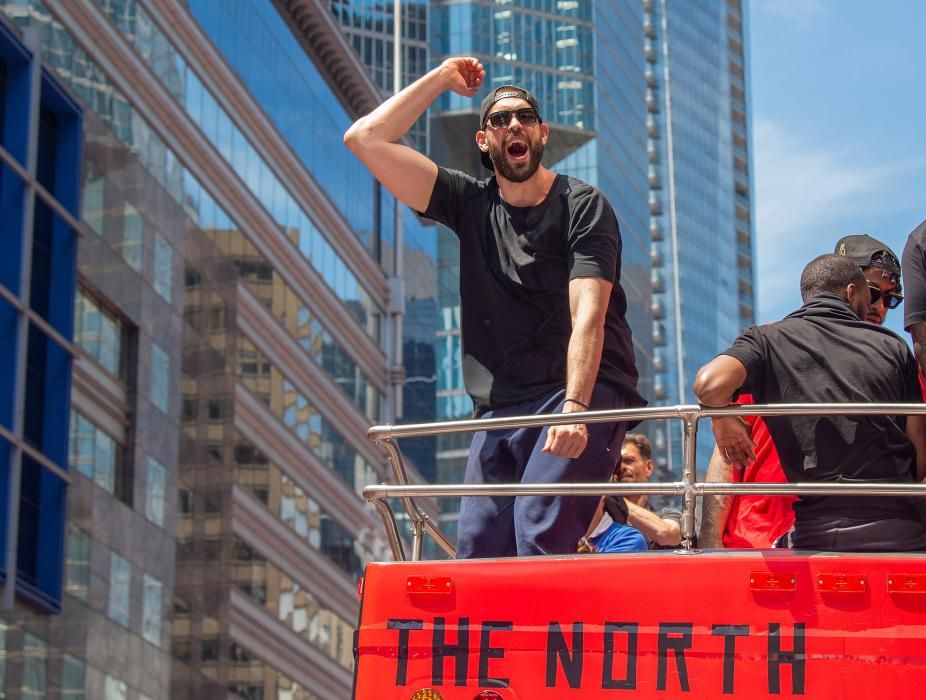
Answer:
[
  {"left": 439, "top": 166, "right": 493, "bottom": 192},
  {"left": 555, "top": 173, "right": 602, "bottom": 201}
]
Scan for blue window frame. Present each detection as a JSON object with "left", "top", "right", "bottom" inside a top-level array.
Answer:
[{"left": 0, "top": 19, "right": 82, "bottom": 613}]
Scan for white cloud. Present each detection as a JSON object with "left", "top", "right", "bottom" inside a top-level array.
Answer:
[{"left": 753, "top": 118, "right": 920, "bottom": 321}]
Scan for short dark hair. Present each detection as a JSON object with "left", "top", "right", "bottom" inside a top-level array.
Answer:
[
  {"left": 622, "top": 433, "right": 652, "bottom": 461},
  {"left": 799, "top": 254, "right": 866, "bottom": 302}
]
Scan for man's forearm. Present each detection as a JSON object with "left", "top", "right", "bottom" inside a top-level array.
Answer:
[
  {"left": 563, "top": 277, "right": 611, "bottom": 409},
  {"left": 699, "top": 447, "right": 735, "bottom": 548},
  {"left": 626, "top": 502, "right": 681, "bottom": 547},
  {"left": 564, "top": 318, "right": 604, "bottom": 408}
]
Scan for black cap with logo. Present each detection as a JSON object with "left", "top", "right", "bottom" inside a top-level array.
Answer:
[{"left": 834, "top": 234, "right": 902, "bottom": 294}]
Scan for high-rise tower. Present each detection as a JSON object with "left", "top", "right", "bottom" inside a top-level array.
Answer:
[{"left": 645, "top": 0, "right": 756, "bottom": 473}]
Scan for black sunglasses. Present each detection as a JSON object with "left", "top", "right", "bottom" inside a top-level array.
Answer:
[
  {"left": 485, "top": 108, "right": 540, "bottom": 129},
  {"left": 868, "top": 283, "right": 903, "bottom": 310}
]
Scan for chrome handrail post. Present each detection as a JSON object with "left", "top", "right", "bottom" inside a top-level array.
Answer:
[
  {"left": 423, "top": 520, "right": 457, "bottom": 559},
  {"left": 379, "top": 436, "right": 430, "bottom": 539},
  {"left": 371, "top": 497, "right": 406, "bottom": 562},
  {"left": 679, "top": 408, "right": 699, "bottom": 552},
  {"left": 411, "top": 520, "right": 424, "bottom": 562}
]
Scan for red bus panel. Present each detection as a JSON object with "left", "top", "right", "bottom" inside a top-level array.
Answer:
[{"left": 354, "top": 551, "right": 926, "bottom": 699}]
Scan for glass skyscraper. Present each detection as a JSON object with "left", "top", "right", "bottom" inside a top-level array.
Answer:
[
  {"left": 0, "top": 0, "right": 414, "bottom": 696},
  {"left": 646, "top": 0, "right": 756, "bottom": 473}
]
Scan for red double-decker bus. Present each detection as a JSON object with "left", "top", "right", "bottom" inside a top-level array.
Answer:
[{"left": 353, "top": 403, "right": 926, "bottom": 699}]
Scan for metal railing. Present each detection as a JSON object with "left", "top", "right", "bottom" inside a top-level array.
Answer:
[{"left": 364, "top": 403, "right": 926, "bottom": 561}]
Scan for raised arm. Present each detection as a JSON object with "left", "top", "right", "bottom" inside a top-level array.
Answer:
[
  {"left": 542, "top": 277, "right": 612, "bottom": 458},
  {"left": 343, "top": 57, "right": 484, "bottom": 212}
]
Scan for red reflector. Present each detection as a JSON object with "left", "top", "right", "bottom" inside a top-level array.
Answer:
[
  {"left": 816, "top": 573, "right": 867, "bottom": 593},
  {"left": 357, "top": 576, "right": 364, "bottom": 600},
  {"left": 749, "top": 571, "right": 797, "bottom": 591},
  {"left": 475, "top": 691, "right": 504, "bottom": 699},
  {"left": 888, "top": 574, "right": 926, "bottom": 594},
  {"left": 406, "top": 576, "right": 453, "bottom": 595}
]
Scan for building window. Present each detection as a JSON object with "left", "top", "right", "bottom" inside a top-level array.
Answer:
[
  {"left": 145, "top": 457, "right": 166, "bottom": 527},
  {"left": 104, "top": 675, "right": 127, "bottom": 700},
  {"left": 73, "top": 289, "right": 124, "bottom": 378},
  {"left": 61, "top": 654, "right": 86, "bottom": 699},
  {"left": 69, "top": 411, "right": 125, "bottom": 500},
  {"left": 121, "top": 202, "right": 143, "bottom": 271},
  {"left": 22, "top": 633, "right": 47, "bottom": 700},
  {"left": 150, "top": 342, "right": 170, "bottom": 413},
  {"left": 0, "top": 20, "right": 82, "bottom": 613},
  {"left": 142, "top": 574, "right": 162, "bottom": 646},
  {"left": 153, "top": 232, "right": 172, "bottom": 302},
  {"left": 81, "top": 176, "right": 105, "bottom": 236},
  {"left": 65, "top": 526, "right": 90, "bottom": 601},
  {"left": 108, "top": 553, "right": 131, "bottom": 627}
]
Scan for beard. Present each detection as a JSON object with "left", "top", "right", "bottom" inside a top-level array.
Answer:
[{"left": 489, "top": 134, "right": 545, "bottom": 183}]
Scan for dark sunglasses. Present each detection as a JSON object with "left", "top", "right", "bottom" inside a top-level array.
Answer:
[
  {"left": 485, "top": 108, "right": 540, "bottom": 129},
  {"left": 868, "top": 284, "right": 903, "bottom": 310}
]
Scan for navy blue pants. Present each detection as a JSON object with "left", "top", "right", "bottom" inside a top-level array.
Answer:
[{"left": 456, "top": 383, "right": 628, "bottom": 558}]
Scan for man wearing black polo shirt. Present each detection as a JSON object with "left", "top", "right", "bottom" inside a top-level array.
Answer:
[
  {"left": 694, "top": 254, "right": 926, "bottom": 551},
  {"left": 344, "top": 58, "right": 644, "bottom": 557}
]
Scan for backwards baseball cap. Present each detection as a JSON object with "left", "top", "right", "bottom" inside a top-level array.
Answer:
[
  {"left": 834, "top": 234, "right": 902, "bottom": 293},
  {"left": 478, "top": 85, "right": 542, "bottom": 171}
]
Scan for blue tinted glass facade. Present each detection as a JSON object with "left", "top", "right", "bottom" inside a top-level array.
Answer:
[
  {"left": 556, "top": 0, "right": 652, "bottom": 405},
  {"left": 647, "top": 0, "right": 755, "bottom": 472},
  {"left": 0, "top": 20, "right": 81, "bottom": 612},
  {"left": 186, "top": 0, "right": 403, "bottom": 270},
  {"left": 433, "top": 0, "right": 595, "bottom": 129}
]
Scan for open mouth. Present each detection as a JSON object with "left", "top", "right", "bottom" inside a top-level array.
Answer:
[{"left": 506, "top": 140, "right": 529, "bottom": 161}]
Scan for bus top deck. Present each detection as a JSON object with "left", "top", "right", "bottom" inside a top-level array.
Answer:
[{"left": 352, "top": 403, "right": 926, "bottom": 699}]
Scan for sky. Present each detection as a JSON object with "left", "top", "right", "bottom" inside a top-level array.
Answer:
[{"left": 749, "top": 0, "right": 926, "bottom": 337}]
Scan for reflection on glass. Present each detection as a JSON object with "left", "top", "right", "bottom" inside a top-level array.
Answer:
[
  {"left": 81, "top": 176, "right": 104, "bottom": 236},
  {"left": 108, "top": 553, "right": 131, "bottom": 627},
  {"left": 121, "top": 202, "right": 143, "bottom": 272},
  {"left": 153, "top": 233, "right": 173, "bottom": 302},
  {"left": 146, "top": 456, "right": 167, "bottom": 527},
  {"left": 150, "top": 341, "right": 170, "bottom": 413},
  {"left": 208, "top": 228, "right": 381, "bottom": 420},
  {"left": 231, "top": 539, "right": 354, "bottom": 671},
  {"left": 65, "top": 526, "right": 90, "bottom": 601},
  {"left": 236, "top": 337, "right": 378, "bottom": 496},
  {"left": 142, "top": 574, "right": 163, "bottom": 646},
  {"left": 104, "top": 675, "right": 127, "bottom": 700},
  {"left": 93, "top": 0, "right": 384, "bottom": 340},
  {"left": 74, "top": 289, "right": 123, "bottom": 378},
  {"left": 61, "top": 654, "right": 86, "bottom": 699},
  {"left": 68, "top": 410, "right": 122, "bottom": 497},
  {"left": 22, "top": 633, "right": 47, "bottom": 700},
  {"left": 233, "top": 434, "right": 380, "bottom": 578},
  {"left": 228, "top": 642, "right": 320, "bottom": 700}
]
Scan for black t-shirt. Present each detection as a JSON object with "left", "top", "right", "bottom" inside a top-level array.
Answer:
[
  {"left": 423, "top": 167, "right": 645, "bottom": 415},
  {"left": 902, "top": 218, "right": 926, "bottom": 330},
  {"left": 721, "top": 293, "right": 922, "bottom": 517}
]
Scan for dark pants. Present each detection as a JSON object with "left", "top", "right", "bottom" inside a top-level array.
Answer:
[
  {"left": 456, "top": 383, "right": 628, "bottom": 558},
  {"left": 782, "top": 513, "right": 926, "bottom": 551}
]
